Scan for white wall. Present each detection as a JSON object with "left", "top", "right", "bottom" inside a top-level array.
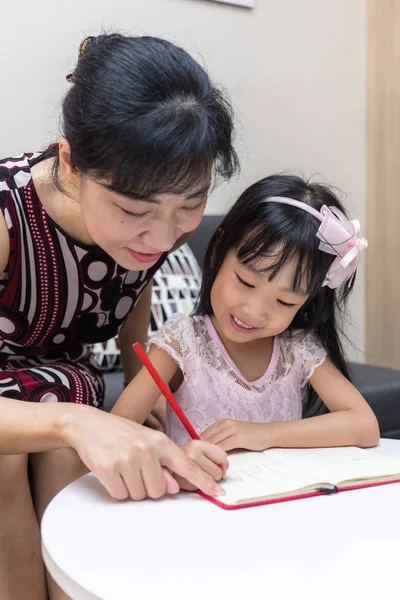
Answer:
[{"left": 1, "top": 0, "right": 366, "bottom": 360}]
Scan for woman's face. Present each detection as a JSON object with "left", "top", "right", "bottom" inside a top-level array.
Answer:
[
  {"left": 78, "top": 177, "right": 209, "bottom": 270},
  {"left": 59, "top": 139, "right": 210, "bottom": 270}
]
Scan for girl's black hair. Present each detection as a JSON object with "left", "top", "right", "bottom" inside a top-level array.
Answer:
[
  {"left": 45, "top": 34, "right": 238, "bottom": 196},
  {"left": 195, "top": 174, "right": 355, "bottom": 417}
]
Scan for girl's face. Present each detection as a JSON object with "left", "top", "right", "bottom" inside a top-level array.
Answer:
[
  {"left": 210, "top": 250, "right": 309, "bottom": 344},
  {"left": 78, "top": 178, "right": 209, "bottom": 270}
]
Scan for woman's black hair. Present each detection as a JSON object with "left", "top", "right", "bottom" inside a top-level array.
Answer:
[
  {"left": 45, "top": 34, "right": 238, "bottom": 197},
  {"left": 195, "top": 174, "right": 355, "bottom": 417}
]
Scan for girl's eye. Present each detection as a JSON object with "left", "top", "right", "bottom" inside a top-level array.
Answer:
[
  {"left": 236, "top": 273, "right": 255, "bottom": 289},
  {"left": 278, "top": 299, "right": 295, "bottom": 308},
  {"left": 120, "top": 207, "right": 148, "bottom": 218}
]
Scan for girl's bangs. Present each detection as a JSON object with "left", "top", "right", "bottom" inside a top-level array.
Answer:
[{"left": 235, "top": 220, "right": 327, "bottom": 297}]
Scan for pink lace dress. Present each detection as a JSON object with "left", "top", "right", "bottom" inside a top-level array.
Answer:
[{"left": 149, "top": 313, "right": 327, "bottom": 445}]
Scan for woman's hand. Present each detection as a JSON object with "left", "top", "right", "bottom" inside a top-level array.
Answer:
[
  {"left": 144, "top": 395, "right": 167, "bottom": 432},
  {"left": 201, "top": 419, "right": 269, "bottom": 452},
  {"left": 174, "top": 440, "right": 229, "bottom": 492},
  {"left": 61, "top": 406, "right": 226, "bottom": 501}
]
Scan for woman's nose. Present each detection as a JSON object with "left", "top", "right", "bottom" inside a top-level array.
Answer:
[{"left": 142, "top": 219, "right": 178, "bottom": 253}]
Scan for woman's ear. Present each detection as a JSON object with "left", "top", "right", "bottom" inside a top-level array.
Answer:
[{"left": 58, "top": 137, "right": 80, "bottom": 187}]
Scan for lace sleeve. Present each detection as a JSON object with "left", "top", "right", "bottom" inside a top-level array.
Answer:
[
  {"left": 148, "top": 313, "right": 195, "bottom": 376},
  {"left": 296, "top": 331, "right": 328, "bottom": 387}
]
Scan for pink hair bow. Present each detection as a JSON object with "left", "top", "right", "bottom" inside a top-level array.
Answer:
[
  {"left": 316, "top": 205, "right": 367, "bottom": 288},
  {"left": 264, "top": 197, "right": 368, "bottom": 289}
]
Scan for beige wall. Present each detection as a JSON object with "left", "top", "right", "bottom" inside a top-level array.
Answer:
[
  {"left": 2, "top": 0, "right": 366, "bottom": 360},
  {"left": 366, "top": 0, "right": 400, "bottom": 369}
]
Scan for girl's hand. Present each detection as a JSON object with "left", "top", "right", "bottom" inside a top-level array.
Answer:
[
  {"left": 61, "top": 406, "right": 226, "bottom": 500},
  {"left": 201, "top": 419, "right": 269, "bottom": 452},
  {"left": 174, "top": 440, "right": 229, "bottom": 492}
]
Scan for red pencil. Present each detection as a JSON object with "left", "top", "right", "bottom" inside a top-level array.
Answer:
[{"left": 132, "top": 342, "right": 200, "bottom": 440}]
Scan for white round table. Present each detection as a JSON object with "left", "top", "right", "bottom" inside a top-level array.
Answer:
[{"left": 42, "top": 439, "right": 400, "bottom": 600}]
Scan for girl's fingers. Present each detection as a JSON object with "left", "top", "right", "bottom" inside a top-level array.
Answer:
[
  {"left": 217, "top": 437, "right": 237, "bottom": 453},
  {"left": 202, "top": 429, "right": 232, "bottom": 446},
  {"left": 194, "top": 454, "right": 225, "bottom": 481}
]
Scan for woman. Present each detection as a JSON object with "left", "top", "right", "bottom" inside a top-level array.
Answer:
[{"left": 0, "top": 34, "right": 238, "bottom": 599}]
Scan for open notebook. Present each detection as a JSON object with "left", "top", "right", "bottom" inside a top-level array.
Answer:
[{"left": 199, "top": 446, "right": 400, "bottom": 509}]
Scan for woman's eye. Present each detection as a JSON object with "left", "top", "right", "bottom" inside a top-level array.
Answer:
[
  {"left": 236, "top": 274, "right": 255, "bottom": 288},
  {"left": 120, "top": 207, "right": 148, "bottom": 218},
  {"left": 182, "top": 202, "right": 205, "bottom": 212}
]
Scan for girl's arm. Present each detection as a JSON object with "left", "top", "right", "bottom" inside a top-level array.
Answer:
[
  {"left": 265, "top": 360, "right": 380, "bottom": 448},
  {"left": 111, "top": 344, "right": 179, "bottom": 423},
  {"left": 202, "top": 360, "right": 380, "bottom": 451}
]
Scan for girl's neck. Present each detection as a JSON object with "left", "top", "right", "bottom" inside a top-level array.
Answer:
[
  {"left": 30, "top": 159, "right": 96, "bottom": 246},
  {"left": 209, "top": 314, "right": 275, "bottom": 382}
]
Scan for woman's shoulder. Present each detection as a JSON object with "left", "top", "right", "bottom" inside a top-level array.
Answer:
[
  {"left": 0, "top": 152, "right": 41, "bottom": 273},
  {"left": 0, "top": 151, "right": 41, "bottom": 193}
]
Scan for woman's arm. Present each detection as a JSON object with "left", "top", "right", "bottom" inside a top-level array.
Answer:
[
  {"left": 118, "top": 282, "right": 167, "bottom": 431},
  {"left": 0, "top": 395, "right": 74, "bottom": 454},
  {"left": 202, "top": 360, "right": 380, "bottom": 451},
  {"left": 0, "top": 210, "right": 10, "bottom": 274},
  {"left": 0, "top": 394, "right": 226, "bottom": 499},
  {"left": 118, "top": 283, "right": 152, "bottom": 385}
]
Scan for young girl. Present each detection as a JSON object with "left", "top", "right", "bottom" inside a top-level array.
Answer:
[{"left": 113, "top": 174, "right": 379, "bottom": 486}]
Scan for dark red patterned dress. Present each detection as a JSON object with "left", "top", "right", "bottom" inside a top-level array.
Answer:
[{"left": 0, "top": 151, "right": 165, "bottom": 408}]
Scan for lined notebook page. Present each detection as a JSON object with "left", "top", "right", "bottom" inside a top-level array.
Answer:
[
  {"left": 220, "top": 451, "right": 325, "bottom": 505},
  {"left": 264, "top": 447, "right": 400, "bottom": 485}
]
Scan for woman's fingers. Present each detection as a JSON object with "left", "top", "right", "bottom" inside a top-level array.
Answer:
[
  {"left": 162, "top": 468, "right": 180, "bottom": 494},
  {"left": 159, "top": 438, "right": 226, "bottom": 497},
  {"left": 70, "top": 410, "right": 226, "bottom": 500}
]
